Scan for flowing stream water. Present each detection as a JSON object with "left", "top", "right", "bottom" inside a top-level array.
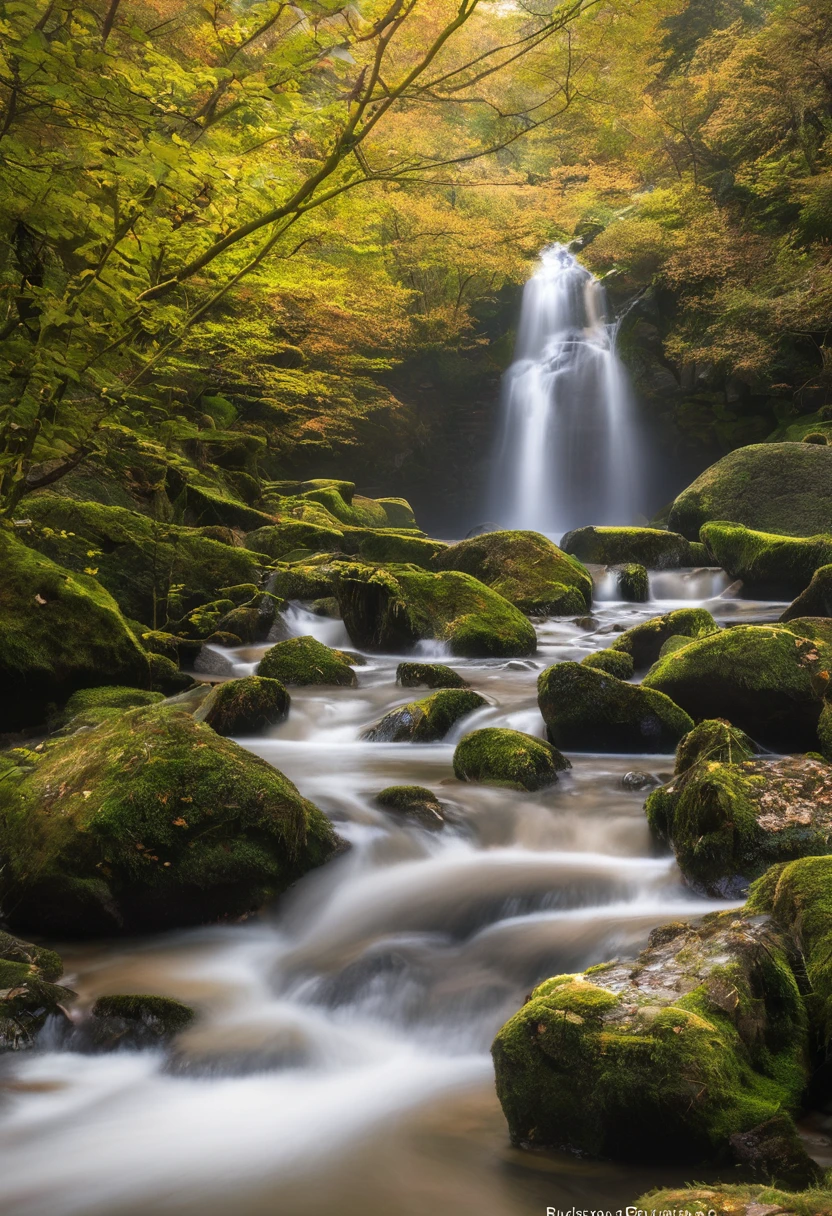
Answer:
[
  {"left": 491, "top": 245, "right": 644, "bottom": 535},
  {"left": 0, "top": 578, "right": 789, "bottom": 1216}
]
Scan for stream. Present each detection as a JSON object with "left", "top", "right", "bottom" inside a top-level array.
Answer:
[{"left": 0, "top": 575, "right": 788, "bottom": 1216}]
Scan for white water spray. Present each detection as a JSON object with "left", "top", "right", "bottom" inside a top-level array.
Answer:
[{"left": 491, "top": 244, "right": 643, "bottom": 535}]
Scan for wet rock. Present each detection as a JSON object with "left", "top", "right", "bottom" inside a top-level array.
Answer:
[
  {"left": 538, "top": 662, "right": 693, "bottom": 753},
  {"left": 215, "top": 594, "right": 277, "bottom": 644},
  {"left": 203, "top": 631, "right": 243, "bottom": 649},
  {"left": 667, "top": 441, "right": 832, "bottom": 539},
  {"left": 87, "top": 994, "right": 196, "bottom": 1049},
  {"left": 331, "top": 562, "right": 537, "bottom": 658},
  {"left": 0, "top": 531, "right": 150, "bottom": 732},
  {"left": 432, "top": 530, "right": 592, "bottom": 615},
  {"left": 782, "top": 564, "right": 832, "bottom": 620},
  {"left": 492, "top": 912, "right": 808, "bottom": 1161},
  {"left": 729, "top": 1115, "right": 823, "bottom": 1188},
  {"left": 573, "top": 616, "right": 600, "bottom": 630},
  {"left": 258, "top": 635, "right": 357, "bottom": 687},
  {"left": 642, "top": 623, "right": 832, "bottom": 751},
  {"left": 0, "top": 703, "right": 342, "bottom": 936},
  {"left": 375, "top": 785, "right": 444, "bottom": 829},
  {"left": 702, "top": 522, "right": 832, "bottom": 598},
  {"left": 621, "top": 770, "right": 658, "bottom": 791},
  {"left": 361, "top": 689, "right": 485, "bottom": 743},
  {"left": 609, "top": 607, "right": 719, "bottom": 670},
  {"left": 0, "top": 930, "right": 74, "bottom": 1052},
  {"left": 453, "top": 727, "right": 569, "bottom": 791},
  {"left": 194, "top": 676, "right": 289, "bottom": 736},
  {"left": 581, "top": 649, "right": 634, "bottom": 679},
  {"left": 561, "top": 525, "right": 702, "bottom": 569},
  {"left": 310, "top": 596, "right": 340, "bottom": 618},
  {"left": 396, "top": 661, "right": 469, "bottom": 689},
  {"left": 613, "top": 562, "right": 649, "bottom": 602}
]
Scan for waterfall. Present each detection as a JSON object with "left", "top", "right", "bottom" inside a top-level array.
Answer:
[{"left": 490, "top": 244, "right": 643, "bottom": 537}]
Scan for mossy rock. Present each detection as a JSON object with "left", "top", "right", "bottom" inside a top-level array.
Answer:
[
  {"left": 453, "top": 727, "right": 569, "bottom": 790},
  {"left": 639, "top": 1179, "right": 832, "bottom": 1214},
  {"left": 89, "top": 994, "right": 196, "bottom": 1047},
  {"left": 170, "top": 599, "right": 238, "bottom": 641},
  {"left": 194, "top": 677, "right": 289, "bottom": 736},
  {"left": 215, "top": 594, "right": 277, "bottom": 644},
  {"left": 51, "top": 685, "right": 165, "bottom": 731},
  {"left": 148, "top": 653, "right": 195, "bottom": 694},
  {"left": 610, "top": 607, "right": 719, "bottom": 669},
  {"left": 561, "top": 525, "right": 699, "bottom": 569},
  {"left": 0, "top": 930, "right": 73, "bottom": 1052},
  {"left": 332, "top": 562, "right": 536, "bottom": 658},
  {"left": 176, "top": 483, "right": 274, "bottom": 531},
  {"left": 376, "top": 498, "right": 418, "bottom": 530},
  {"left": 345, "top": 529, "right": 445, "bottom": 568},
  {"left": 492, "top": 912, "right": 808, "bottom": 1161},
  {"left": 658, "top": 634, "right": 695, "bottom": 658},
  {"left": 18, "top": 495, "right": 264, "bottom": 626},
  {"left": 613, "top": 562, "right": 649, "bottom": 602},
  {"left": 580, "top": 650, "right": 634, "bottom": 679},
  {"left": 375, "top": 785, "right": 444, "bottom": 829},
  {"left": 782, "top": 564, "right": 832, "bottom": 621},
  {"left": 137, "top": 629, "right": 180, "bottom": 662},
  {"left": 667, "top": 442, "right": 832, "bottom": 539},
  {"left": 642, "top": 623, "right": 832, "bottom": 750},
  {"left": 538, "top": 662, "right": 693, "bottom": 753},
  {"left": 258, "top": 635, "right": 357, "bottom": 687},
  {"left": 245, "top": 522, "right": 344, "bottom": 561},
  {"left": 361, "top": 689, "right": 485, "bottom": 743},
  {"left": 299, "top": 483, "right": 389, "bottom": 528},
  {"left": 675, "top": 719, "right": 756, "bottom": 775},
  {"left": 0, "top": 531, "right": 150, "bottom": 732},
  {"left": 269, "top": 561, "right": 337, "bottom": 601},
  {"left": 433, "top": 530, "right": 592, "bottom": 615},
  {"left": 0, "top": 703, "right": 342, "bottom": 936},
  {"left": 701, "top": 522, "right": 832, "bottom": 597},
  {"left": 396, "top": 661, "right": 469, "bottom": 689}
]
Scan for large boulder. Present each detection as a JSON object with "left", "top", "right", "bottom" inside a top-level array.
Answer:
[
  {"left": 453, "top": 727, "right": 569, "bottom": 791},
  {"left": 432, "top": 530, "right": 592, "bottom": 615},
  {"left": 642, "top": 623, "right": 832, "bottom": 750},
  {"left": 538, "top": 662, "right": 693, "bottom": 753},
  {"left": 0, "top": 930, "right": 73, "bottom": 1051},
  {"left": 782, "top": 564, "right": 832, "bottom": 620},
  {"left": 257, "top": 635, "right": 358, "bottom": 687},
  {"left": 646, "top": 720, "right": 832, "bottom": 893},
  {"left": 361, "top": 689, "right": 485, "bottom": 742},
  {"left": 560, "top": 526, "right": 701, "bottom": 569},
  {"left": 17, "top": 495, "right": 264, "bottom": 625},
  {"left": 580, "top": 650, "right": 634, "bottom": 679},
  {"left": 246, "top": 521, "right": 345, "bottom": 560},
  {"left": 51, "top": 685, "right": 165, "bottom": 732},
  {"left": 492, "top": 912, "right": 808, "bottom": 1161},
  {"left": 667, "top": 442, "right": 832, "bottom": 539},
  {"left": 0, "top": 703, "right": 342, "bottom": 936},
  {"left": 701, "top": 522, "right": 832, "bottom": 598},
  {"left": 332, "top": 562, "right": 537, "bottom": 657},
  {"left": 610, "top": 607, "right": 719, "bottom": 669},
  {"left": 0, "top": 531, "right": 150, "bottom": 732},
  {"left": 194, "top": 676, "right": 289, "bottom": 736}
]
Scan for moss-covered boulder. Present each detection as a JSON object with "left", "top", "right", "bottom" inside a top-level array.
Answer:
[
  {"left": 492, "top": 912, "right": 808, "bottom": 1161},
  {"left": 396, "top": 661, "right": 469, "bottom": 689},
  {"left": 453, "top": 727, "right": 569, "bottom": 790},
  {"left": 782, "top": 564, "right": 832, "bottom": 620},
  {"left": 433, "top": 530, "right": 592, "bottom": 615},
  {"left": 148, "top": 653, "right": 195, "bottom": 694},
  {"left": 332, "top": 563, "right": 537, "bottom": 657},
  {"left": 667, "top": 442, "right": 832, "bottom": 539},
  {"left": 0, "top": 703, "right": 342, "bottom": 936},
  {"left": 561, "top": 525, "right": 700, "bottom": 569},
  {"left": 609, "top": 607, "right": 719, "bottom": 669},
  {"left": 269, "top": 560, "right": 337, "bottom": 601},
  {"left": 613, "top": 562, "right": 649, "bottom": 602},
  {"left": 214, "top": 593, "right": 278, "bottom": 645},
  {"left": 638, "top": 1182, "right": 832, "bottom": 1216},
  {"left": 646, "top": 725, "right": 832, "bottom": 893},
  {"left": 257, "top": 635, "right": 357, "bottom": 687},
  {"left": 701, "top": 522, "right": 832, "bottom": 597},
  {"left": 194, "top": 677, "right": 289, "bottom": 736},
  {"left": 580, "top": 650, "right": 634, "bottom": 679},
  {"left": 343, "top": 529, "right": 445, "bottom": 568},
  {"left": 18, "top": 495, "right": 264, "bottom": 625},
  {"left": 52, "top": 685, "right": 164, "bottom": 731},
  {"left": 375, "top": 786, "right": 444, "bottom": 829},
  {"left": 361, "top": 689, "right": 485, "bottom": 743},
  {"left": 376, "top": 498, "right": 418, "bottom": 530},
  {"left": 538, "top": 662, "right": 693, "bottom": 753},
  {"left": 88, "top": 994, "right": 196, "bottom": 1048},
  {"left": 0, "top": 531, "right": 150, "bottom": 732},
  {"left": 0, "top": 930, "right": 73, "bottom": 1051},
  {"left": 642, "top": 624, "right": 832, "bottom": 750},
  {"left": 245, "top": 521, "right": 344, "bottom": 561}
]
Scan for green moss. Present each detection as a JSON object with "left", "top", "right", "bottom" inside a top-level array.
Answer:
[
  {"left": 658, "top": 633, "right": 695, "bottom": 658},
  {"left": 782, "top": 565, "right": 832, "bottom": 621},
  {"left": 453, "top": 727, "right": 569, "bottom": 791},
  {"left": 580, "top": 649, "right": 635, "bottom": 679},
  {"left": 614, "top": 562, "right": 649, "bottom": 602},
  {"left": 0, "top": 929, "right": 73, "bottom": 1051},
  {"left": 638, "top": 1182, "right": 832, "bottom": 1216},
  {"left": 376, "top": 498, "right": 418, "bottom": 530},
  {"left": 375, "top": 785, "right": 444, "bottom": 828},
  {"left": 258, "top": 635, "right": 357, "bottom": 686},
  {"left": 0, "top": 530, "right": 150, "bottom": 731},
  {"left": 675, "top": 719, "right": 756, "bottom": 774},
  {"left": 194, "top": 676, "right": 289, "bottom": 736},
  {"left": 137, "top": 630, "right": 180, "bottom": 661},
  {"left": 52, "top": 685, "right": 164, "bottom": 731},
  {"left": 560, "top": 525, "right": 701, "bottom": 569},
  {"left": 214, "top": 594, "right": 278, "bottom": 644},
  {"left": 667, "top": 442, "right": 832, "bottom": 539},
  {"left": 148, "top": 653, "right": 195, "bottom": 693},
  {"left": 245, "top": 522, "right": 344, "bottom": 561},
  {"left": 396, "top": 662, "right": 469, "bottom": 689},
  {"left": 642, "top": 624, "right": 832, "bottom": 750},
  {"left": 0, "top": 703, "right": 342, "bottom": 936},
  {"left": 362, "top": 689, "right": 485, "bottom": 742},
  {"left": 610, "top": 607, "right": 719, "bottom": 669},
  {"left": 433, "top": 530, "right": 592, "bottom": 614},
  {"left": 91, "top": 994, "right": 195, "bottom": 1037},
  {"left": 348, "top": 529, "right": 445, "bottom": 568},
  {"left": 538, "top": 662, "right": 693, "bottom": 753},
  {"left": 701, "top": 521, "right": 832, "bottom": 597},
  {"left": 177, "top": 482, "right": 274, "bottom": 531},
  {"left": 332, "top": 562, "right": 537, "bottom": 657},
  {"left": 269, "top": 561, "right": 337, "bottom": 600},
  {"left": 492, "top": 914, "right": 808, "bottom": 1161},
  {"left": 171, "top": 599, "right": 237, "bottom": 640}
]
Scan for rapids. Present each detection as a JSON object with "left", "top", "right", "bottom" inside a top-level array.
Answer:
[{"left": 0, "top": 583, "right": 788, "bottom": 1216}]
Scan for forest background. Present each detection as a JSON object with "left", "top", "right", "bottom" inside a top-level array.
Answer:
[{"left": 2, "top": 0, "right": 831, "bottom": 532}]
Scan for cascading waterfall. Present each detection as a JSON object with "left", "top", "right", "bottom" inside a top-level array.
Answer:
[{"left": 491, "top": 244, "right": 644, "bottom": 536}]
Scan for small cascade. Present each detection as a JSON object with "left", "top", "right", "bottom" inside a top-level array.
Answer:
[{"left": 491, "top": 244, "right": 644, "bottom": 536}]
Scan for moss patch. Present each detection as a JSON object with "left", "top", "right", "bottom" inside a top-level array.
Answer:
[
  {"left": 610, "top": 607, "right": 719, "bottom": 669},
  {"left": 396, "top": 662, "right": 469, "bottom": 689},
  {"left": 195, "top": 677, "right": 289, "bottom": 736},
  {"left": 580, "top": 650, "right": 635, "bottom": 679},
  {"left": 560, "top": 525, "right": 701, "bottom": 569},
  {"left": 375, "top": 785, "right": 444, "bottom": 828},
  {"left": 433, "top": 530, "right": 592, "bottom": 614},
  {"left": 614, "top": 562, "right": 649, "bottom": 602},
  {"left": 257, "top": 635, "right": 357, "bottom": 687},
  {"left": 702, "top": 521, "right": 832, "bottom": 597},
  {"left": 0, "top": 929, "right": 73, "bottom": 1052},
  {"left": 453, "top": 727, "right": 569, "bottom": 791},
  {"left": 362, "top": 689, "right": 485, "bottom": 742}
]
